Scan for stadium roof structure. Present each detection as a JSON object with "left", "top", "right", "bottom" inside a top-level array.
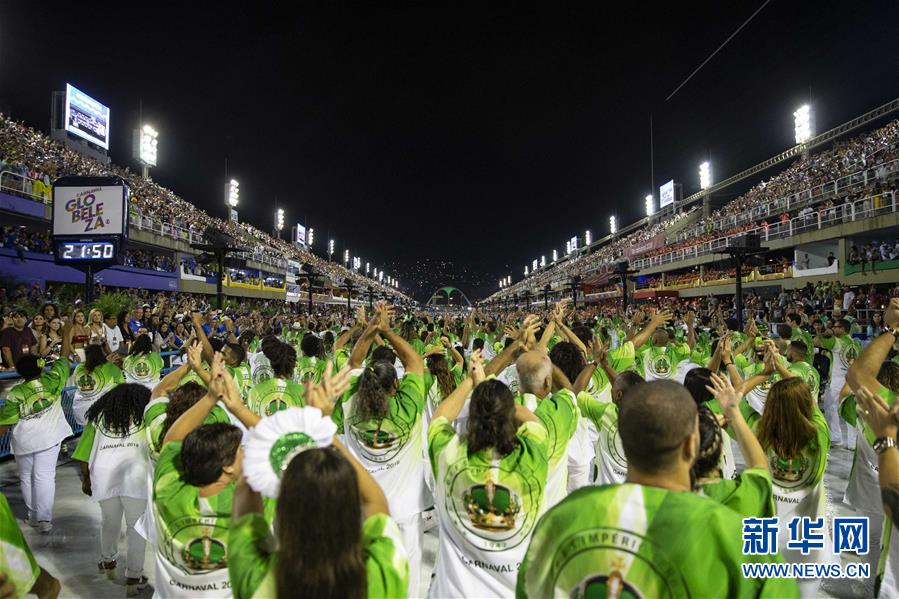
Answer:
[{"left": 426, "top": 286, "right": 472, "bottom": 307}]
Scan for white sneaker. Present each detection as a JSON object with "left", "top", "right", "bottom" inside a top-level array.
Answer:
[
  {"left": 25, "top": 517, "right": 38, "bottom": 528},
  {"left": 38, "top": 521, "right": 52, "bottom": 534}
]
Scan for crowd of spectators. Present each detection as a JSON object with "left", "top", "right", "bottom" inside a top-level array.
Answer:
[
  {"left": 0, "top": 113, "right": 407, "bottom": 299},
  {"left": 492, "top": 119, "right": 899, "bottom": 302}
]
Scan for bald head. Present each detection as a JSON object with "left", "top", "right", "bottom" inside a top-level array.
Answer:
[
  {"left": 619, "top": 380, "right": 698, "bottom": 475},
  {"left": 516, "top": 351, "right": 552, "bottom": 397}
]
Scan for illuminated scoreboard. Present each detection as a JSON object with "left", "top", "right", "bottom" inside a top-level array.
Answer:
[{"left": 52, "top": 175, "right": 128, "bottom": 267}]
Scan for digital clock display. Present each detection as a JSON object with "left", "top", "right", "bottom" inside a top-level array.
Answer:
[{"left": 57, "top": 241, "right": 116, "bottom": 261}]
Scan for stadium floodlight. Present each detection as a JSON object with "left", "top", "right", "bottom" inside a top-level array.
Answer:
[
  {"left": 699, "top": 161, "right": 712, "bottom": 190},
  {"left": 585, "top": 230, "right": 592, "bottom": 245},
  {"left": 540, "top": 255, "right": 546, "bottom": 267},
  {"left": 566, "top": 240, "right": 572, "bottom": 255},
  {"left": 524, "top": 266, "right": 529, "bottom": 276},
  {"left": 344, "top": 249, "right": 350, "bottom": 264},
  {"left": 794, "top": 104, "right": 813, "bottom": 144},
  {"left": 379, "top": 271, "right": 383, "bottom": 282},
  {"left": 328, "top": 239, "right": 335, "bottom": 256},
  {"left": 226, "top": 179, "right": 240, "bottom": 207},
  {"left": 139, "top": 125, "right": 158, "bottom": 167},
  {"left": 307, "top": 228, "right": 314, "bottom": 246},
  {"left": 276, "top": 208, "right": 285, "bottom": 231},
  {"left": 552, "top": 249, "right": 558, "bottom": 262},
  {"left": 609, "top": 216, "right": 617, "bottom": 234},
  {"left": 365, "top": 262, "right": 370, "bottom": 274},
  {"left": 645, "top": 194, "right": 654, "bottom": 216}
]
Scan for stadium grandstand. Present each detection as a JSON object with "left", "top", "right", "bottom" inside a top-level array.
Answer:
[
  {"left": 0, "top": 112, "right": 409, "bottom": 307},
  {"left": 485, "top": 109, "right": 899, "bottom": 312}
]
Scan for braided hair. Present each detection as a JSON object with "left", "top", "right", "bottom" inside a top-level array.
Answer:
[
  {"left": 85, "top": 383, "right": 150, "bottom": 436},
  {"left": 691, "top": 405, "right": 724, "bottom": 483},
  {"left": 354, "top": 361, "right": 396, "bottom": 422},
  {"left": 426, "top": 353, "right": 456, "bottom": 399}
]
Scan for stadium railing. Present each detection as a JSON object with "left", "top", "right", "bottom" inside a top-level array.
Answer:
[
  {"left": 0, "top": 170, "right": 49, "bottom": 204},
  {"left": 631, "top": 191, "right": 896, "bottom": 270},
  {"left": 675, "top": 158, "right": 899, "bottom": 242}
]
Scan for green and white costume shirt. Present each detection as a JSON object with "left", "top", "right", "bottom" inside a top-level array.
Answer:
[
  {"left": 73, "top": 419, "right": 148, "bottom": 502},
  {"left": 699, "top": 467, "right": 776, "bottom": 518},
  {"left": 790, "top": 327, "right": 815, "bottom": 365},
  {"left": 0, "top": 358, "right": 72, "bottom": 455},
  {"left": 517, "top": 483, "right": 798, "bottom": 598},
  {"left": 248, "top": 352, "right": 273, "bottom": 386},
  {"left": 787, "top": 360, "right": 820, "bottom": 401},
  {"left": 143, "top": 396, "right": 233, "bottom": 463},
  {"left": 123, "top": 352, "right": 165, "bottom": 390},
  {"left": 516, "top": 390, "right": 578, "bottom": 510},
  {"left": 818, "top": 334, "right": 861, "bottom": 385},
  {"left": 340, "top": 370, "right": 428, "bottom": 520},
  {"left": 740, "top": 355, "right": 790, "bottom": 416},
  {"left": 245, "top": 377, "right": 305, "bottom": 417},
  {"left": 225, "top": 363, "right": 251, "bottom": 400},
  {"left": 749, "top": 406, "right": 833, "bottom": 567},
  {"left": 0, "top": 494, "right": 39, "bottom": 596},
  {"left": 152, "top": 441, "right": 275, "bottom": 598},
  {"left": 428, "top": 416, "right": 548, "bottom": 599},
  {"left": 577, "top": 393, "right": 627, "bottom": 485},
  {"left": 70, "top": 362, "right": 125, "bottom": 426},
  {"left": 293, "top": 354, "right": 327, "bottom": 385},
  {"left": 227, "top": 512, "right": 408, "bottom": 599},
  {"left": 636, "top": 342, "right": 692, "bottom": 382}
]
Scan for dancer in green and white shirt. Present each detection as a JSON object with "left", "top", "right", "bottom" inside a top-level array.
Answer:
[
  {"left": 0, "top": 493, "right": 61, "bottom": 598},
  {"left": 71, "top": 344, "right": 125, "bottom": 426}
]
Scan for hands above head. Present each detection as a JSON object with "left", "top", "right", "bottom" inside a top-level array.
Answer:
[
  {"left": 855, "top": 385, "right": 899, "bottom": 439},
  {"left": 470, "top": 348, "right": 486, "bottom": 386},
  {"left": 706, "top": 372, "right": 741, "bottom": 413},
  {"left": 186, "top": 342, "right": 204, "bottom": 372},
  {"left": 306, "top": 363, "right": 353, "bottom": 417}
]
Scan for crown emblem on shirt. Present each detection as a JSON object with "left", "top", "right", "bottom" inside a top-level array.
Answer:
[
  {"left": 78, "top": 373, "right": 96, "bottom": 392},
  {"left": 650, "top": 353, "right": 671, "bottom": 376},
  {"left": 182, "top": 535, "right": 227, "bottom": 571},
  {"left": 464, "top": 477, "right": 521, "bottom": 531},
  {"left": 570, "top": 564, "right": 642, "bottom": 599},
  {"left": 771, "top": 454, "right": 809, "bottom": 483},
  {"left": 358, "top": 421, "right": 398, "bottom": 450},
  {"left": 134, "top": 360, "right": 150, "bottom": 378}
]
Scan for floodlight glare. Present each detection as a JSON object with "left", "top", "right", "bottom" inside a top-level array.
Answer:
[
  {"left": 344, "top": 249, "right": 350, "bottom": 263},
  {"left": 540, "top": 255, "right": 546, "bottom": 267},
  {"left": 794, "top": 104, "right": 813, "bottom": 144},
  {"left": 585, "top": 230, "right": 592, "bottom": 245},
  {"left": 524, "top": 266, "right": 529, "bottom": 276},
  {"left": 699, "top": 161, "right": 712, "bottom": 190},
  {"left": 552, "top": 249, "right": 558, "bottom": 262},
  {"left": 276, "top": 208, "right": 285, "bottom": 230},
  {"left": 566, "top": 240, "right": 572, "bottom": 254},
  {"left": 307, "top": 228, "right": 314, "bottom": 246},
  {"left": 379, "top": 271, "right": 383, "bottom": 282},
  {"left": 226, "top": 179, "right": 240, "bottom": 207},
  {"left": 609, "top": 216, "right": 617, "bottom": 234},
  {"left": 139, "top": 125, "right": 158, "bottom": 167},
  {"left": 645, "top": 194, "right": 654, "bottom": 216},
  {"left": 328, "top": 239, "right": 335, "bottom": 255}
]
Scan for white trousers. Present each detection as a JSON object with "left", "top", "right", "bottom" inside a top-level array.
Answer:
[
  {"left": 825, "top": 382, "right": 856, "bottom": 447},
  {"left": 397, "top": 512, "right": 422, "bottom": 598},
  {"left": 99, "top": 496, "right": 147, "bottom": 578},
  {"left": 16, "top": 444, "right": 60, "bottom": 522}
]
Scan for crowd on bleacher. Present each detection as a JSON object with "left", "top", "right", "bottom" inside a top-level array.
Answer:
[
  {"left": 0, "top": 113, "right": 406, "bottom": 299},
  {"left": 494, "top": 119, "right": 899, "bottom": 301}
]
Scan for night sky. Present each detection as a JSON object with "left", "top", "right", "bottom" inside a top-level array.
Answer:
[{"left": 1, "top": 2, "right": 896, "bottom": 301}]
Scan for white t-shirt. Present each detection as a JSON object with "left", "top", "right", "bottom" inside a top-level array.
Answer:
[
  {"left": 75, "top": 421, "right": 149, "bottom": 502},
  {"left": 105, "top": 323, "right": 124, "bottom": 354}
]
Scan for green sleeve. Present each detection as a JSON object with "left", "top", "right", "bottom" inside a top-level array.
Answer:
[
  {"left": 111, "top": 363, "right": 126, "bottom": 384},
  {"left": 733, "top": 354, "right": 751, "bottom": 371},
  {"left": 45, "top": 357, "right": 70, "bottom": 395},
  {"left": 228, "top": 513, "right": 274, "bottom": 599},
  {"left": 701, "top": 468, "right": 775, "bottom": 518},
  {"left": 427, "top": 416, "right": 457, "bottom": 479},
  {"left": 72, "top": 423, "right": 96, "bottom": 462},
  {"left": 0, "top": 392, "right": 20, "bottom": 426},
  {"left": 391, "top": 372, "right": 425, "bottom": 427},
  {"left": 819, "top": 336, "right": 836, "bottom": 350},
  {"left": 0, "top": 494, "right": 39, "bottom": 595},
  {"left": 840, "top": 395, "right": 857, "bottom": 426},
  {"left": 607, "top": 341, "right": 635, "bottom": 372},
  {"left": 362, "top": 513, "right": 410, "bottom": 599},
  {"left": 575, "top": 391, "right": 608, "bottom": 429},
  {"left": 154, "top": 441, "right": 183, "bottom": 493},
  {"left": 809, "top": 406, "right": 830, "bottom": 484},
  {"left": 535, "top": 389, "right": 578, "bottom": 462}
]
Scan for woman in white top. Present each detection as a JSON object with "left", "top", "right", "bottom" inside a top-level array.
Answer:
[{"left": 73, "top": 383, "right": 151, "bottom": 597}]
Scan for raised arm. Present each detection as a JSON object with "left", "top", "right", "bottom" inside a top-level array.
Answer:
[
  {"left": 162, "top": 355, "right": 227, "bottom": 445},
  {"left": 348, "top": 316, "right": 380, "bottom": 369},
  {"left": 847, "top": 298, "right": 899, "bottom": 394},
  {"left": 708, "top": 373, "right": 768, "bottom": 471},
  {"left": 434, "top": 349, "right": 484, "bottom": 423},
  {"left": 685, "top": 310, "right": 696, "bottom": 350},
  {"left": 631, "top": 309, "right": 672, "bottom": 349},
  {"left": 377, "top": 307, "right": 424, "bottom": 377},
  {"left": 191, "top": 310, "right": 216, "bottom": 365}
]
